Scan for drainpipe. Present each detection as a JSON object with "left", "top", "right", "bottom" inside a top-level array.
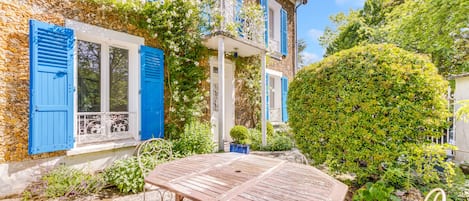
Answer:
[{"left": 293, "top": 0, "right": 307, "bottom": 76}]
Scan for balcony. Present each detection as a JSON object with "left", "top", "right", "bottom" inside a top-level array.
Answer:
[
  {"left": 76, "top": 112, "right": 136, "bottom": 145},
  {"left": 201, "top": 0, "right": 267, "bottom": 57}
]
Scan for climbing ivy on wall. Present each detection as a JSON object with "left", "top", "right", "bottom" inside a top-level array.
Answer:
[
  {"left": 235, "top": 56, "right": 261, "bottom": 128},
  {"left": 89, "top": 0, "right": 210, "bottom": 136}
]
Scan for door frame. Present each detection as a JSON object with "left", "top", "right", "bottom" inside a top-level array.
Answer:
[{"left": 210, "top": 56, "right": 235, "bottom": 143}]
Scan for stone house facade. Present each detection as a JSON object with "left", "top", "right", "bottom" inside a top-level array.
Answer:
[{"left": 0, "top": 0, "right": 304, "bottom": 197}]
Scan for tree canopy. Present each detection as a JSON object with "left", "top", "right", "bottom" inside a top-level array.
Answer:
[{"left": 320, "top": 0, "right": 468, "bottom": 76}]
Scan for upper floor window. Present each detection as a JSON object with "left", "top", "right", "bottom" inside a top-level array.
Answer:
[
  {"left": 268, "top": 0, "right": 281, "bottom": 53},
  {"left": 269, "top": 8, "right": 275, "bottom": 39}
]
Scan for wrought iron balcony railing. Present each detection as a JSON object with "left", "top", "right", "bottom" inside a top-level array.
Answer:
[
  {"left": 201, "top": 0, "right": 266, "bottom": 46},
  {"left": 76, "top": 112, "right": 136, "bottom": 144}
]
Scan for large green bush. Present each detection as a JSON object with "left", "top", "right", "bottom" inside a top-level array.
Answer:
[{"left": 288, "top": 44, "right": 450, "bottom": 183}]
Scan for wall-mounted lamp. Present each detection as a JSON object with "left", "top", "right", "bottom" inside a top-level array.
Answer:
[{"left": 233, "top": 48, "right": 239, "bottom": 58}]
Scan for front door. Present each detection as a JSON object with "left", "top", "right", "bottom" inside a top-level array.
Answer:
[{"left": 210, "top": 57, "right": 235, "bottom": 143}]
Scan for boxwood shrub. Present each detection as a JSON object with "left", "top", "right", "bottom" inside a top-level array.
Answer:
[{"left": 288, "top": 44, "right": 450, "bottom": 183}]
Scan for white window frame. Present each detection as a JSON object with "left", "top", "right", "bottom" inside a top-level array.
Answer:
[
  {"left": 268, "top": 0, "right": 282, "bottom": 53},
  {"left": 66, "top": 20, "right": 144, "bottom": 150},
  {"left": 266, "top": 68, "right": 283, "bottom": 122}
]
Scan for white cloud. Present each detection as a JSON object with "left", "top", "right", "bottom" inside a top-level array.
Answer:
[
  {"left": 335, "top": 0, "right": 365, "bottom": 7},
  {"left": 308, "top": 29, "right": 324, "bottom": 41},
  {"left": 300, "top": 52, "right": 322, "bottom": 67}
]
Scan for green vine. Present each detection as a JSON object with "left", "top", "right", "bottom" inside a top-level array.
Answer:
[
  {"left": 88, "top": 0, "right": 210, "bottom": 136},
  {"left": 235, "top": 56, "right": 261, "bottom": 128}
]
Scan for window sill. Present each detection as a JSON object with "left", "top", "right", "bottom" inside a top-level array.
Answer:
[
  {"left": 66, "top": 139, "right": 140, "bottom": 156},
  {"left": 268, "top": 51, "right": 283, "bottom": 60}
]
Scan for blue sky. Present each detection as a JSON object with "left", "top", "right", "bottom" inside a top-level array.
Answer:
[{"left": 297, "top": 0, "right": 364, "bottom": 65}]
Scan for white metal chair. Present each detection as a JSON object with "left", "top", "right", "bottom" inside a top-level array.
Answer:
[
  {"left": 135, "top": 138, "right": 175, "bottom": 201},
  {"left": 424, "top": 188, "right": 446, "bottom": 201}
]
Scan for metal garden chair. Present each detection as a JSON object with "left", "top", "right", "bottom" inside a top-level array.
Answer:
[
  {"left": 135, "top": 138, "right": 175, "bottom": 201},
  {"left": 424, "top": 188, "right": 446, "bottom": 201}
]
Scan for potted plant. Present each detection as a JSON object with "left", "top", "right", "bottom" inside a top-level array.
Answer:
[{"left": 229, "top": 125, "right": 250, "bottom": 154}]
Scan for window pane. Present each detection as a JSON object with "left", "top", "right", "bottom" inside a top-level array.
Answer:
[
  {"left": 109, "top": 46, "right": 129, "bottom": 112},
  {"left": 77, "top": 40, "right": 101, "bottom": 112},
  {"left": 270, "top": 77, "right": 275, "bottom": 109}
]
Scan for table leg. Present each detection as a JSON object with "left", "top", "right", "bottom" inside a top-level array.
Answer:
[{"left": 175, "top": 193, "right": 184, "bottom": 201}]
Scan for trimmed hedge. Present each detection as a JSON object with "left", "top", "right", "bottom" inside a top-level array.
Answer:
[{"left": 288, "top": 44, "right": 450, "bottom": 182}]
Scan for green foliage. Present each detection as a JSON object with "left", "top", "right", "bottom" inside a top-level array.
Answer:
[
  {"left": 248, "top": 129, "right": 263, "bottom": 151},
  {"left": 104, "top": 157, "right": 146, "bottom": 193},
  {"left": 24, "top": 165, "right": 105, "bottom": 199},
  {"left": 381, "top": 168, "right": 409, "bottom": 190},
  {"left": 235, "top": 57, "right": 261, "bottom": 128},
  {"left": 172, "top": 121, "right": 215, "bottom": 156},
  {"left": 403, "top": 144, "right": 457, "bottom": 188},
  {"left": 267, "top": 122, "right": 274, "bottom": 138},
  {"left": 353, "top": 181, "right": 400, "bottom": 201},
  {"left": 268, "top": 135, "right": 293, "bottom": 151},
  {"left": 248, "top": 128, "right": 294, "bottom": 151},
  {"left": 89, "top": 0, "right": 209, "bottom": 134},
  {"left": 105, "top": 139, "right": 175, "bottom": 194},
  {"left": 448, "top": 167, "right": 469, "bottom": 200},
  {"left": 321, "top": 0, "right": 469, "bottom": 75},
  {"left": 383, "top": 0, "right": 469, "bottom": 75},
  {"left": 288, "top": 44, "right": 450, "bottom": 184},
  {"left": 230, "top": 125, "right": 250, "bottom": 144}
]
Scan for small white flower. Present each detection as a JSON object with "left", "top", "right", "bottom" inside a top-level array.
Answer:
[{"left": 146, "top": 18, "right": 151, "bottom": 23}]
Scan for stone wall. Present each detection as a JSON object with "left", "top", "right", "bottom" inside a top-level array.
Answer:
[{"left": 0, "top": 0, "right": 159, "bottom": 163}]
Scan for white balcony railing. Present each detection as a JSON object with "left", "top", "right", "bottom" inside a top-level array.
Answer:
[
  {"left": 76, "top": 112, "right": 135, "bottom": 144},
  {"left": 202, "top": 0, "right": 265, "bottom": 45}
]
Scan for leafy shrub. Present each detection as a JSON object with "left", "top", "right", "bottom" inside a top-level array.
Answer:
[
  {"left": 104, "top": 157, "right": 145, "bottom": 193},
  {"left": 22, "top": 165, "right": 105, "bottom": 199},
  {"left": 267, "top": 121, "right": 274, "bottom": 138},
  {"left": 248, "top": 128, "right": 293, "bottom": 151},
  {"left": 268, "top": 135, "right": 293, "bottom": 151},
  {"left": 248, "top": 129, "right": 262, "bottom": 150},
  {"left": 288, "top": 44, "right": 450, "bottom": 183},
  {"left": 230, "top": 125, "right": 250, "bottom": 144},
  {"left": 353, "top": 181, "right": 400, "bottom": 201},
  {"left": 381, "top": 168, "right": 409, "bottom": 190},
  {"left": 172, "top": 121, "right": 215, "bottom": 156}
]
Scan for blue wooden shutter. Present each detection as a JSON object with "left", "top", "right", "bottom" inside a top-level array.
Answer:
[
  {"left": 260, "top": 0, "right": 268, "bottom": 47},
  {"left": 281, "top": 76, "right": 288, "bottom": 122},
  {"left": 140, "top": 46, "right": 164, "bottom": 140},
  {"left": 281, "top": 8, "right": 288, "bottom": 55},
  {"left": 266, "top": 73, "right": 270, "bottom": 120},
  {"left": 29, "top": 20, "right": 74, "bottom": 154}
]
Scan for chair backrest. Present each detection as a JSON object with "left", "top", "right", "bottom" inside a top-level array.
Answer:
[
  {"left": 136, "top": 138, "right": 174, "bottom": 177},
  {"left": 424, "top": 188, "right": 446, "bottom": 201}
]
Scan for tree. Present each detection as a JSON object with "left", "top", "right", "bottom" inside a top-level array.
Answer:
[
  {"left": 297, "top": 39, "right": 307, "bottom": 68},
  {"left": 320, "top": 0, "right": 468, "bottom": 75}
]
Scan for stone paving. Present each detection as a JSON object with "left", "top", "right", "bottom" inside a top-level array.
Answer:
[{"left": 1, "top": 150, "right": 310, "bottom": 201}]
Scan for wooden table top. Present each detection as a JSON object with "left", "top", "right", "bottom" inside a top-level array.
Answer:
[{"left": 144, "top": 153, "right": 348, "bottom": 201}]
